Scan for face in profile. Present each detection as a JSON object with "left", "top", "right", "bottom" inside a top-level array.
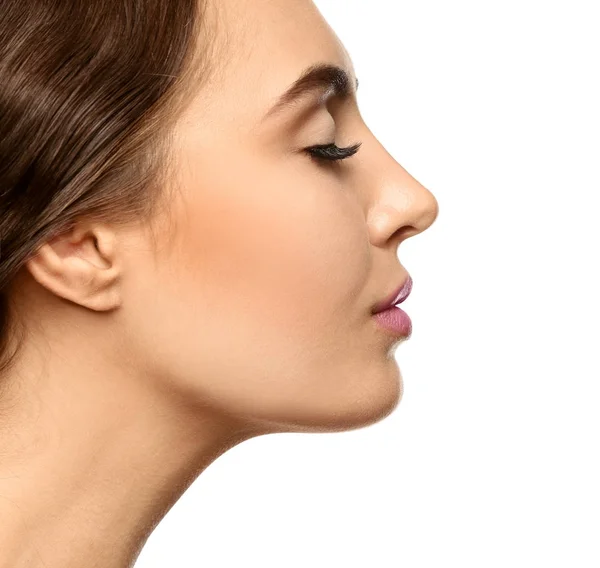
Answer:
[
  {"left": 0, "top": 0, "right": 440, "bottom": 563},
  {"left": 16, "top": 0, "right": 439, "bottom": 437}
]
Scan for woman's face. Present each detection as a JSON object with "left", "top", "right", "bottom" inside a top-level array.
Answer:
[{"left": 119, "top": 0, "right": 439, "bottom": 433}]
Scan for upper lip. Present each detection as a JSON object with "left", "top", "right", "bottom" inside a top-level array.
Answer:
[{"left": 371, "top": 274, "right": 413, "bottom": 314}]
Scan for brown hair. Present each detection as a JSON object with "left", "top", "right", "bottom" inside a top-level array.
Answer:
[{"left": 0, "top": 0, "right": 218, "bottom": 377}]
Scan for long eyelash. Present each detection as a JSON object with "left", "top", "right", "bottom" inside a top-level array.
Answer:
[{"left": 305, "top": 141, "right": 362, "bottom": 163}]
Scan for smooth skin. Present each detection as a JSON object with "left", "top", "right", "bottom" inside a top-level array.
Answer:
[{"left": 0, "top": 0, "right": 439, "bottom": 566}]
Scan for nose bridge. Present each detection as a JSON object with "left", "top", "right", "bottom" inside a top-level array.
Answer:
[{"left": 365, "top": 141, "right": 439, "bottom": 247}]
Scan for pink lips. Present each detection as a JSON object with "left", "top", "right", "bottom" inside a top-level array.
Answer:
[{"left": 371, "top": 275, "right": 413, "bottom": 314}]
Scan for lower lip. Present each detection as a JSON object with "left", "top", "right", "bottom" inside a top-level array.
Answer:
[{"left": 372, "top": 306, "right": 412, "bottom": 337}]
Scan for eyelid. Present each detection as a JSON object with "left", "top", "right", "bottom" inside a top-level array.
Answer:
[{"left": 304, "top": 141, "right": 362, "bottom": 162}]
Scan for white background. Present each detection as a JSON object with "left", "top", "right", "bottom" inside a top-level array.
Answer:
[{"left": 136, "top": 1, "right": 600, "bottom": 566}]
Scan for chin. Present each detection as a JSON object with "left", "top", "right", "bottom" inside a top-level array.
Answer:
[
  {"left": 336, "top": 380, "right": 403, "bottom": 432},
  {"left": 282, "top": 370, "right": 403, "bottom": 435}
]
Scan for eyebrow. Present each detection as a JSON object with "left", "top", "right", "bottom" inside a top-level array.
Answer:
[{"left": 261, "top": 63, "right": 359, "bottom": 122}]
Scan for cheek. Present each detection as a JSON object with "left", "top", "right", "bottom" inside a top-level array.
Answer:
[{"left": 176, "top": 167, "right": 370, "bottom": 340}]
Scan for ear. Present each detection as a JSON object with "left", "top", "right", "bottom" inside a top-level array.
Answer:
[{"left": 24, "top": 221, "right": 123, "bottom": 311}]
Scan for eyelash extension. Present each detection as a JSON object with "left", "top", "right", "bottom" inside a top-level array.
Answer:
[{"left": 305, "top": 141, "right": 362, "bottom": 163}]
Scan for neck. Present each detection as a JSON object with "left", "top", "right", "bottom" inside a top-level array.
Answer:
[{"left": 0, "top": 336, "right": 259, "bottom": 568}]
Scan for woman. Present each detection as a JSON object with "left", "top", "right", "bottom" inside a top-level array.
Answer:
[{"left": 0, "top": 0, "right": 439, "bottom": 565}]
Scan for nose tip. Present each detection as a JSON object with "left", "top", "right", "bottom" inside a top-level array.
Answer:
[
  {"left": 368, "top": 181, "right": 439, "bottom": 247},
  {"left": 415, "top": 187, "right": 440, "bottom": 234}
]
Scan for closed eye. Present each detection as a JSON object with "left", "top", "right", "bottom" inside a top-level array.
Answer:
[{"left": 304, "top": 141, "right": 362, "bottom": 164}]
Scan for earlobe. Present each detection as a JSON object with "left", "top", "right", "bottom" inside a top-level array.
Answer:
[{"left": 24, "top": 223, "right": 123, "bottom": 312}]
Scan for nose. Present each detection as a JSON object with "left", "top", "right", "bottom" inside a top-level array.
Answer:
[{"left": 364, "top": 139, "right": 440, "bottom": 249}]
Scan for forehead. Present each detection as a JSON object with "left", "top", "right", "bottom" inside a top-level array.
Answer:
[{"left": 181, "top": 0, "right": 355, "bottom": 132}]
